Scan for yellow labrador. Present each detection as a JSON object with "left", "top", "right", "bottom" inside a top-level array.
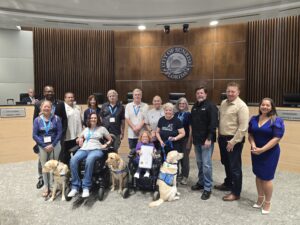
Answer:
[
  {"left": 106, "top": 152, "right": 128, "bottom": 194},
  {"left": 149, "top": 150, "right": 183, "bottom": 207},
  {"left": 42, "top": 160, "right": 69, "bottom": 201}
]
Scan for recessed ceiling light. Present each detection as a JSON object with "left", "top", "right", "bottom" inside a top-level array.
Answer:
[
  {"left": 16, "top": 25, "right": 21, "bottom": 30},
  {"left": 209, "top": 20, "right": 219, "bottom": 26},
  {"left": 138, "top": 25, "right": 146, "bottom": 31}
]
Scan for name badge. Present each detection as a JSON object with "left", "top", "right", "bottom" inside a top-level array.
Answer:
[
  {"left": 44, "top": 136, "right": 51, "bottom": 143},
  {"left": 109, "top": 117, "right": 116, "bottom": 123}
]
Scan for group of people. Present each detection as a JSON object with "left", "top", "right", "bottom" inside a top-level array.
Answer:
[{"left": 32, "top": 82, "right": 285, "bottom": 215}]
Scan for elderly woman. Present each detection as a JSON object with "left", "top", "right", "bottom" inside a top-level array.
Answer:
[
  {"left": 248, "top": 98, "right": 285, "bottom": 214},
  {"left": 83, "top": 95, "right": 101, "bottom": 127},
  {"left": 33, "top": 100, "right": 62, "bottom": 197},
  {"left": 68, "top": 112, "right": 112, "bottom": 198},
  {"left": 156, "top": 103, "right": 185, "bottom": 159},
  {"left": 145, "top": 95, "right": 164, "bottom": 149},
  {"left": 174, "top": 97, "right": 191, "bottom": 185}
]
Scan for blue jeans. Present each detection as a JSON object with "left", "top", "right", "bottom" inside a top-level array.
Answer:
[
  {"left": 194, "top": 143, "right": 214, "bottom": 191},
  {"left": 70, "top": 149, "right": 104, "bottom": 190}
]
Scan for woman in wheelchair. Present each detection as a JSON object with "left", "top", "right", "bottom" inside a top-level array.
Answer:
[
  {"left": 68, "top": 112, "right": 112, "bottom": 198},
  {"left": 133, "top": 131, "right": 156, "bottom": 179}
]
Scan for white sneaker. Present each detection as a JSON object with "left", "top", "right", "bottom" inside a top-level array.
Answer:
[
  {"left": 144, "top": 171, "right": 150, "bottom": 178},
  {"left": 134, "top": 172, "right": 140, "bottom": 179},
  {"left": 67, "top": 189, "right": 78, "bottom": 197},
  {"left": 82, "top": 189, "right": 90, "bottom": 198}
]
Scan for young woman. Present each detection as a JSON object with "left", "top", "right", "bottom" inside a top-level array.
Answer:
[
  {"left": 248, "top": 98, "right": 285, "bottom": 214},
  {"left": 33, "top": 100, "right": 62, "bottom": 197},
  {"left": 83, "top": 95, "right": 101, "bottom": 127},
  {"left": 68, "top": 112, "right": 112, "bottom": 198}
]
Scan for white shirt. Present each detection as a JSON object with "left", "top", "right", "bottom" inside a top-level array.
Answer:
[
  {"left": 145, "top": 107, "right": 165, "bottom": 131},
  {"left": 125, "top": 102, "right": 149, "bottom": 138},
  {"left": 65, "top": 102, "right": 82, "bottom": 141}
]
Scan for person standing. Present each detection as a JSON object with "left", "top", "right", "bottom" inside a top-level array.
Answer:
[
  {"left": 33, "top": 85, "right": 61, "bottom": 189},
  {"left": 216, "top": 82, "right": 249, "bottom": 201},
  {"left": 56, "top": 92, "right": 82, "bottom": 164},
  {"left": 248, "top": 98, "right": 285, "bottom": 214},
  {"left": 125, "top": 88, "right": 149, "bottom": 155},
  {"left": 145, "top": 95, "right": 164, "bottom": 150},
  {"left": 32, "top": 100, "right": 62, "bottom": 197},
  {"left": 174, "top": 97, "right": 191, "bottom": 185},
  {"left": 83, "top": 95, "right": 101, "bottom": 127},
  {"left": 190, "top": 87, "right": 218, "bottom": 200},
  {"left": 100, "top": 89, "right": 125, "bottom": 151}
]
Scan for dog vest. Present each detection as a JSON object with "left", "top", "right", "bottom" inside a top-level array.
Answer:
[{"left": 158, "top": 172, "right": 175, "bottom": 186}]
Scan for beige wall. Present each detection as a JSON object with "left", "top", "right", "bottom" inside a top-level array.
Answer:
[{"left": 0, "top": 105, "right": 299, "bottom": 173}]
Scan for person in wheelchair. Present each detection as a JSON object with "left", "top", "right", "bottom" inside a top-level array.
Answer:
[
  {"left": 133, "top": 131, "right": 156, "bottom": 179},
  {"left": 68, "top": 112, "right": 112, "bottom": 198}
]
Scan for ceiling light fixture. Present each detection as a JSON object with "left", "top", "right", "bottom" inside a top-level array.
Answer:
[
  {"left": 183, "top": 24, "right": 189, "bottom": 33},
  {"left": 138, "top": 25, "right": 146, "bottom": 31},
  {"left": 164, "top": 25, "right": 170, "bottom": 34},
  {"left": 209, "top": 20, "right": 219, "bottom": 26}
]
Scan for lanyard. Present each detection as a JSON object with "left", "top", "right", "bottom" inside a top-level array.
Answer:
[
  {"left": 177, "top": 112, "right": 185, "bottom": 122},
  {"left": 51, "top": 105, "right": 56, "bottom": 115},
  {"left": 41, "top": 115, "right": 51, "bottom": 135},
  {"left": 86, "top": 128, "right": 96, "bottom": 142},
  {"left": 133, "top": 105, "right": 140, "bottom": 116},
  {"left": 109, "top": 105, "right": 118, "bottom": 116}
]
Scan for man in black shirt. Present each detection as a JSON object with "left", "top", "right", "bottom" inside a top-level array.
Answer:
[
  {"left": 100, "top": 90, "right": 125, "bottom": 152},
  {"left": 190, "top": 87, "right": 218, "bottom": 200}
]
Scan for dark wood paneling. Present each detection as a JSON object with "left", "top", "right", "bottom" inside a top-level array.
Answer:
[
  {"left": 214, "top": 43, "right": 246, "bottom": 78},
  {"left": 33, "top": 28, "right": 114, "bottom": 104},
  {"left": 216, "top": 23, "right": 248, "bottom": 42},
  {"left": 115, "top": 24, "right": 247, "bottom": 104},
  {"left": 247, "top": 16, "right": 300, "bottom": 105}
]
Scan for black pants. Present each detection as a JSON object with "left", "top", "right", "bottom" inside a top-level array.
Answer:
[
  {"left": 59, "top": 139, "right": 77, "bottom": 165},
  {"left": 218, "top": 136, "right": 244, "bottom": 196}
]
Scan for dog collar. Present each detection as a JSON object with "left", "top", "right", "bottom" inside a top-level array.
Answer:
[
  {"left": 111, "top": 166, "right": 128, "bottom": 174},
  {"left": 163, "top": 162, "right": 178, "bottom": 168}
]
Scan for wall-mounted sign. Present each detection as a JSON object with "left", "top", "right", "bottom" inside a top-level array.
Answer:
[
  {"left": 0, "top": 108, "right": 26, "bottom": 118},
  {"left": 160, "top": 47, "right": 193, "bottom": 80},
  {"left": 277, "top": 110, "right": 300, "bottom": 121}
]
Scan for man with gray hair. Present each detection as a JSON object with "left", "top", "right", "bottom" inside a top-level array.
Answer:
[
  {"left": 100, "top": 89, "right": 125, "bottom": 151},
  {"left": 125, "top": 88, "right": 149, "bottom": 155}
]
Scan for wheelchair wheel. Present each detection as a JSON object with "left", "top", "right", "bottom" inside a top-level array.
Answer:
[
  {"left": 153, "top": 191, "right": 160, "bottom": 201},
  {"left": 65, "top": 187, "right": 72, "bottom": 201},
  {"left": 98, "top": 187, "right": 105, "bottom": 201},
  {"left": 122, "top": 188, "right": 129, "bottom": 199}
]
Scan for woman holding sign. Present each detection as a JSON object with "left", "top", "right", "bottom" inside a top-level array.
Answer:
[{"left": 33, "top": 100, "right": 62, "bottom": 197}]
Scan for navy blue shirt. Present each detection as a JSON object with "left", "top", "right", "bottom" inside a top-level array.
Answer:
[{"left": 174, "top": 111, "right": 191, "bottom": 139}]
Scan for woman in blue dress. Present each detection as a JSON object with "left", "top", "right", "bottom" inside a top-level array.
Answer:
[{"left": 248, "top": 98, "right": 285, "bottom": 214}]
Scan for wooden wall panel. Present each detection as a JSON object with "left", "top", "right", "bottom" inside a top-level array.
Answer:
[
  {"left": 115, "top": 24, "right": 247, "bottom": 104},
  {"left": 33, "top": 28, "right": 114, "bottom": 104},
  {"left": 214, "top": 43, "right": 246, "bottom": 78},
  {"left": 247, "top": 16, "right": 300, "bottom": 105}
]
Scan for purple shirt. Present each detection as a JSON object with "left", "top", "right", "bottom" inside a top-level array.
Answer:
[{"left": 33, "top": 115, "right": 62, "bottom": 148}]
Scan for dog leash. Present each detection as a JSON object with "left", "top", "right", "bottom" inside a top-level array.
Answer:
[{"left": 161, "top": 140, "right": 174, "bottom": 161}]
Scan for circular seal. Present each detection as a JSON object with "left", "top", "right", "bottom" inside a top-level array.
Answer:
[{"left": 160, "top": 47, "right": 193, "bottom": 80}]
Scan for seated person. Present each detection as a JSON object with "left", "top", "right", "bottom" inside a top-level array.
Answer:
[
  {"left": 68, "top": 112, "right": 112, "bottom": 198},
  {"left": 22, "top": 88, "right": 38, "bottom": 104},
  {"left": 133, "top": 131, "right": 156, "bottom": 179}
]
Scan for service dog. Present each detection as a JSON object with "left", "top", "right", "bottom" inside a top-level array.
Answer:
[
  {"left": 105, "top": 152, "right": 128, "bottom": 194},
  {"left": 42, "top": 160, "right": 70, "bottom": 201},
  {"left": 149, "top": 150, "right": 183, "bottom": 207}
]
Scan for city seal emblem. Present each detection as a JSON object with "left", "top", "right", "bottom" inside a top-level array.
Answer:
[{"left": 160, "top": 47, "right": 193, "bottom": 80}]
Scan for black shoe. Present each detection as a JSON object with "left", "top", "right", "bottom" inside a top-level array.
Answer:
[
  {"left": 201, "top": 190, "right": 211, "bottom": 200},
  {"left": 214, "top": 183, "right": 231, "bottom": 191},
  {"left": 191, "top": 183, "right": 204, "bottom": 191},
  {"left": 36, "top": 178, "right": 44, "bottom": 189}
]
